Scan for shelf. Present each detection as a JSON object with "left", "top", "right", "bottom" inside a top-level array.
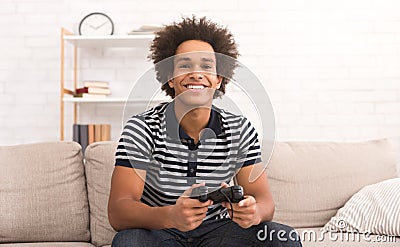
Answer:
[
  {"left": 63, "top": 34, "right": 155, "bottom": 47},
  {"left": 63, "top": 97, "right": 168, "bottom": 103},
  {"left": 60, "top": 27, "right": 159, "bottom": 140}
]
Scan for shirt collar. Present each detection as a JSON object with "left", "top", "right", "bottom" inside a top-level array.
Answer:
[{"left": 164, "top": 101, "right": 222, "bottom": 141}]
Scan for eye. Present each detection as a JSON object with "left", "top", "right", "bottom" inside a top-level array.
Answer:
[
  {"left": 178, "top": 64, "right": 191, "bottom": 69},
  {"left": 202, "top": 64, "right": 214, "bottom": 70}
]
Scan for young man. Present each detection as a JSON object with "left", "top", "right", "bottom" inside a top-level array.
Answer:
[{"left": 108, "top": 17, "right": 302, "bottom": 246}]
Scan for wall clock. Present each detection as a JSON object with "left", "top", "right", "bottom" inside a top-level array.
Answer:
[{"left": 78, "top": 12, "right": 114, "bottom": 36}]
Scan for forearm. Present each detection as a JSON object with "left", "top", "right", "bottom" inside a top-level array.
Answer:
[
  {"left": 108, "top": 198, "right": 173, "bottom": 231},
  {"left": 255, "top": 196, "right": 275, "bottom": 222}
]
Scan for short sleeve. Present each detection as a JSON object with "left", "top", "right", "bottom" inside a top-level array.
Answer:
[
  {"left": 236, "top": 117, "right": 262, "bottom": 168},
  {"left": 115, "top": 115, "right": 154, "bottom": 170}
]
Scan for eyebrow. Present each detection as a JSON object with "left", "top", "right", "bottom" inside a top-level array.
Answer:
[{"left": 175, "top": 57, "right": 215, "bottom": 63}]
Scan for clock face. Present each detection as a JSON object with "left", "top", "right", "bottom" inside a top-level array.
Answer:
[{"left": 79, "top": 13, "right": 114, "bottom": 36}]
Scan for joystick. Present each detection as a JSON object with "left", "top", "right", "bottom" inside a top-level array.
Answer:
[{"left": 190, "top": 185, "right": 244, "bottom": 203}]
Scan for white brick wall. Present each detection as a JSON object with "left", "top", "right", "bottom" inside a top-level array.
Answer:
[{"left": 1, "top": 0, "right": 400, "bottom": 163}]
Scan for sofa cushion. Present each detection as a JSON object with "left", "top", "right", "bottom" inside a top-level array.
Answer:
[
  {"left": 0, "top": 142, "right": 90, "bottom": 243},
  {"left": 265, "top": 139, "right": 398, "bottom": 228},
  {"left": 323, "top": 178, "right": 400, "bottom": 235},
  {"left": 84, "top": 141, "right": 118, "bottom": 247}
]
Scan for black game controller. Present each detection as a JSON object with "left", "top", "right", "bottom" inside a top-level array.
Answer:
[{"left": 190, "top": 185, "right": 244, "bottom": 203}]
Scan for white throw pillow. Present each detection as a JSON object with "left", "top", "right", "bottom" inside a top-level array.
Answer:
[{"left": 324, "top": 178, "right": 400, "bottom": 236}]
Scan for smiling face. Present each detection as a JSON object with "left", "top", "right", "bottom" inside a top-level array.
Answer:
[{"left": 168, "top": 40, "right": 222, "bottom": 106}]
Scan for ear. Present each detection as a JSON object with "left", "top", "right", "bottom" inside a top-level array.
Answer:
[
  {"left": 216, "top": 76, "right": 223, "bottom": 89},
  {"left": 168, "top": 79, "right": 174, "bottom": 88},
  {"left": 166, "top": 72, "right": 175, "bottom": 88}
]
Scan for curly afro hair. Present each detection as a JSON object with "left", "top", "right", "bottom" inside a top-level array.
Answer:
[{"left": 149, "top": 16, "right": 239, "bottom": 98}]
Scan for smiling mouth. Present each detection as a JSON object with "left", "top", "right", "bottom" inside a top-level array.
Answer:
[{"left": 185, "top": 84, "right": 207, "bottom": 90}]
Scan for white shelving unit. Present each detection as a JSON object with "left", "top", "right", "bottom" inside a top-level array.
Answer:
[
  {"left": 60, "top": 27, "right": 155, "bottom": 140},
  {"left": 62, "top": 97, "right": 164, "bottom": 103},
  {"left": 63, "top": 34, "right": 154, "bottom": 47}
]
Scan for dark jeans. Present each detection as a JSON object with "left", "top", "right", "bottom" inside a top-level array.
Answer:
[{"left": 112, "top": 219, "right": 302, "bottom": 247}]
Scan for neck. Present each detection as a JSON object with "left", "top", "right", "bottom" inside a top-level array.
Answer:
[{"left": 174, "top": 101, "right": 212, "bottom": 143}]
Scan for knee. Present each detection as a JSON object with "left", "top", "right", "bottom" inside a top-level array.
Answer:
[
  {"left": 258, "top": 221, "right": 302, "bottom": 246},
  {"left": 112, "top": 230, "right": 129, "bottom": 247},
  {"left": 111, "top": 229, "right": 141, "bottom": 247}
]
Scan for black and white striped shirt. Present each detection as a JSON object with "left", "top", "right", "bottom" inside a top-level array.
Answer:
[{"left": 115, "top": 101, "right": 262, "bottom": 221}]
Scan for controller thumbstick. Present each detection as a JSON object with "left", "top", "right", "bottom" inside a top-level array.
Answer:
[{"left": 232, "top": 186, "right": 244, "bottom": 203}]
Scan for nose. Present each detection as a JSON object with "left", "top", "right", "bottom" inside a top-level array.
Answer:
[{"left": 190, "top": 71, "right": 203, "bottom": 80}]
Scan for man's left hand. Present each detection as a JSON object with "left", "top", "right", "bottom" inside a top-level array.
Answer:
[{"left": 220, "top": 183, "right": 262, "bottom": 228}]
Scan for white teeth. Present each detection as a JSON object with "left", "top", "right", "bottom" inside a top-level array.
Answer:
[{"left": 187, "top": 85, "right": 205, "bottom": 89}]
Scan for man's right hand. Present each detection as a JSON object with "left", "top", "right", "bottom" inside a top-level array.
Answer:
[{"left": 167, "top": 183, "right": 212, "bottom": 232}]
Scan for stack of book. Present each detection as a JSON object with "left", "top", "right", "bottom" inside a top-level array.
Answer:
[
  {"left": 128, "top": 25, "right": 163, "bottom": 35},
  {"left": 74, "top": 81, "right": 111, "bottom": 98},
  {"left": 73, "top": 124, "right": 111, "bottom": 153}
]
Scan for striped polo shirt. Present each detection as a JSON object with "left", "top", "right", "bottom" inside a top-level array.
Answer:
[{"left": 115, "top": 100, "right": 262, "bottom": 221}]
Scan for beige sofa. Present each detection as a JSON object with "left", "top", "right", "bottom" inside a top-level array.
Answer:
[{"left": 0, "top": 139, "right": 398, "bottom": 246}]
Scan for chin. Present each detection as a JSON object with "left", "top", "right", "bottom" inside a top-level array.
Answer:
[{"left": 175, "top": 91, "right": 214, "bottom": 108}]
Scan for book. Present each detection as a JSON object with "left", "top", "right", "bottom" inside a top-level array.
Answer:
[
  {"left": 94, "top": 124, "right": 102, "bottom": 142},
  {"left": 73, "top": 124, "right": 80, "bottom": 143},
  {"left": 83, "top": 81, "right": 109, "bottom": 88},
  {"left": 88, "top": 124, "right": 95, "bottom": 145},
  {"left": 79, "top": 124, "right": 89, "bottom": 154},
  {"left": 138, "top": 25, "right": 163, "bottom": 31},
  {"left": 76, "top": 87, "right": 111, "bottom": 95},
  {"left": 74, "top": 93, "right": 107, "bottom": 98},
  {"left": 72, "top": 123, "right": 111, "bottom": 149},
  {"left": 128, "top": 25, "right": 162, "bottom": 35},
  {"left": 100, "top": 124, "right": 111, "bottom": 141}
]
